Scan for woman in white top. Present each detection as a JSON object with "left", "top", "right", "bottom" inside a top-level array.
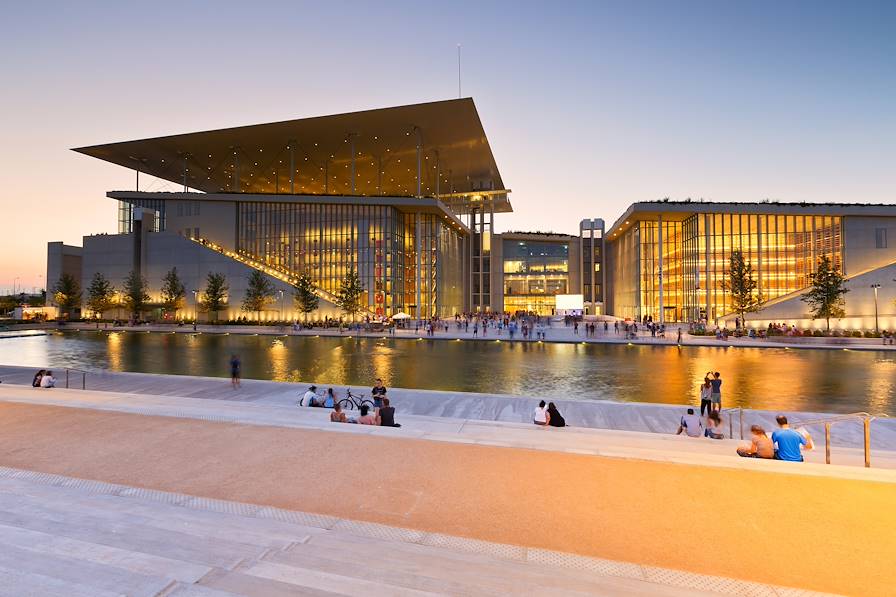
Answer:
[
  {"left": 40, "top": 371, "right": 56, "bottom": 388},
  {"left": 533, "top": 400, "right": 550, "bottom": 426}
]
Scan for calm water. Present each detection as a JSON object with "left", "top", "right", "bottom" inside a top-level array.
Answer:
[{"left": 1, "top": 331, "right": 894, "bottom": 415}]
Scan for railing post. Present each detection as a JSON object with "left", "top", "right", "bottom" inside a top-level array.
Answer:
[
  {"left": 728, "top": 413, "right": 732, "bottom": 439},
  {"left": 81, "top": 372, "right": 86, "bottom": 390},
  {"left": 824, "top": 423, "right": 831, "bottom": 464},
  {"left": 65, "top": 370, "right": 70, "bottom": 388},
  {"left": 864, "top": 418, "right": 871, "bottom": 468},
  {"left": 739, "top": 409, "right": 744, "bottom": 440}
]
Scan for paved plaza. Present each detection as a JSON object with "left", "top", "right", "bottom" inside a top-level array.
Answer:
[{"left": 0, "top": 382, "right": 893, "bottom": 595}]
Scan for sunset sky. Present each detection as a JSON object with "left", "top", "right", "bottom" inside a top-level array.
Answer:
[{"left": 1, "top": 0, "right": 893, "bottom": 292}]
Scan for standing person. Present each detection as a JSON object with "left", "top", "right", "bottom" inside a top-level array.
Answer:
[
  {"left": 533, "top": 400, "right": 550, "bottom": 426},
  {"left": 677, "top": 327, "right": 682, "bottom": 344},
  {"left": 676, "top": 408, "right": 702, "bottom": 437},
  {"left": 699, "top": 379, "right": 713, "bottom": 417},
  {"left": 771, "top": 415, "right": 813, "bottom": 462},
  {"left": 709, "top": 372, "right": 723, "bottom": 411},
  {"left": 229, "top": 355, "right": 241, "bottom": 389},
  {"left": 547, "top": 402, "right": 566, "bottom": 428},
  {"left": 371, "top": 378, "right": 387, "bottom": 408}
]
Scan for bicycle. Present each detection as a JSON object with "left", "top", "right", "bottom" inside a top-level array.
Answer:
[{"left": 337, "top": 388, "right": 375, "bottom": 411}]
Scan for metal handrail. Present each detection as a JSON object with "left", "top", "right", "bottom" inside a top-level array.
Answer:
[
  {"left": 64, "top": 368, "right": 88, "bottom": 389},
  {"left": 791, "top": 412, "right": 890, "bottom": 468},
  {"left": 721, "top": 407, "right": 745, "bottom": 440}
]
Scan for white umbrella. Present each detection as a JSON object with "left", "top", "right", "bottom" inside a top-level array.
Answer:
[{"left": 391, "top": 312, "right": 411, "bottom": 320}]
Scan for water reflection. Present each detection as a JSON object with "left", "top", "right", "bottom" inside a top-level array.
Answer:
[{"left": 0, "top": 332, "right": 894, "bottom": 415}]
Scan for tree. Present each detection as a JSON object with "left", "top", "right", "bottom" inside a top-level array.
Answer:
[
  {"left": 801, "top": 255, "right": 849, "bottom": 331},
  {"left": 85, "top": 272, "right": 115, "bottom": 318},
  {"left": 292, "top": 273, "right": 320, "bottom": 322},
  {"left": 241, "top": 270, "right": 275, "bottom": 319},
  {"left": 122, "top": 270, "right": 150, "bottom": 319},
  {"left": 200, "top": 272, "right": 228, "bottom": 322},
  {"left": 335, "top": 268, "right": 365, "bottom": 322},
  {"left": 160, "top": 267, "right": 186, "bottom": 318},
  {"left": 720, "top": 250, "right": 762, "bottom": 324},
  {"left": 52, "top": 273, "right": 81, "bottom": 320}
]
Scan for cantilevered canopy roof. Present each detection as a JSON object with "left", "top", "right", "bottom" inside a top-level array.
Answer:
[{"left": 74, "top": 98, "right": 510, "bottom": 212}]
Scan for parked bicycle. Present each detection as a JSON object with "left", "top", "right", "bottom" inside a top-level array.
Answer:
[{"left": 337, "top": 389, "right": 375, "bottom": 411}]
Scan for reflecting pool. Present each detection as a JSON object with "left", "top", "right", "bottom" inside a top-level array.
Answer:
[{"left": 1, "top": 331, "right": 894, "bottom": 415}]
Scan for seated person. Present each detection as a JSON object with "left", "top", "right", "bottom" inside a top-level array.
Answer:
[
  {"left": 319, "top": 388, "right": 336, "bottom": 408},
  {"left": 532, "top": 400, "right": 549, "bottom": 426},
  {"left": 772, "top": 415, "right": 813, "bottom": 462},
  {"left": 330, "top": 403, "right": 347, "bottom": 423},
  {"left": 378, "top": 397, "right": 401, "bottom": 428},
  {"left": 298, "top": 385, "right": 317, "bottom": 407},
  {"left": 676, "top": 408, "right": 702, "bottom": 437},
  {"left": 737, "top": 425, "right": 774, "bottom": 458},
  {"left": 547, "top": 402, "right": 566, "bottom": 428},
  {"left": 32, "top": 369, "right": 46, "bottom": 387},
  {"left": 704, "top": 411, "right": 724, "bottom": 439},
  {"left": 40, "top": 371, "right": 56, "bottom": 388},
  {"left": 357, "top": 404, "right": 377, "bottom": 425}
]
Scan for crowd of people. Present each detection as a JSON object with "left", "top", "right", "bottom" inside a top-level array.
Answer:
[{"left": 675, "top": 370, "right": 814, "bottom": 462}]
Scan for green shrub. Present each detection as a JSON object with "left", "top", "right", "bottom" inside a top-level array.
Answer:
[{"left": 851, "top": 330, "right": 863, "bottom": 338}]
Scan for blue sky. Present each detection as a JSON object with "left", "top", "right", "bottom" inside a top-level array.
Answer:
[{"left": 0, "top": 0, "right": 893, "bottom": 289}]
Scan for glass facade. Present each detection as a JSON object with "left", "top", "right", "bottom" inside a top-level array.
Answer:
[
  {"left": 236, "top": 201, "right": 463, "bottom": 318},
  {"left": 118, "top": 199, "right": 166, "bottom": 233},
  {"left": 609, "top": 212, "right": 843, "bottom": 322},
  {"left": 502, "top": 239, "right": 569, "bottom": 315}
]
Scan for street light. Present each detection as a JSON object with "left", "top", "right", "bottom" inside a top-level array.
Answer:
[
  {"left": 871, "top": 283, "right": 881, "bottom": 333},
  {"left": 277, "top": 289, "right": 285, "bottom": 322},
  {"left": 191, "top": 289, "right": 199, "bottom": 320}
]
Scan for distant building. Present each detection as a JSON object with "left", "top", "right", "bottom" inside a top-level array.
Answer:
[{"left": 49, "top": 101, "right": 896, "bottom": 329}]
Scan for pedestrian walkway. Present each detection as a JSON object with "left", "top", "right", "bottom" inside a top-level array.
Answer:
[
  {"left": 0, "top": 467, "right": 820, "bottom": 597},
  {"left": 2, "top": 364, "right": 893, "bottom": 452}
]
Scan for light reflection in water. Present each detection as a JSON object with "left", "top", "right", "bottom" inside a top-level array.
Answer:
[{"left": 0, "top": 332, "right": 893, "bottom": 415}]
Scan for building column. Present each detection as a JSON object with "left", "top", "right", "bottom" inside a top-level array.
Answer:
[
  {"left": 704, "top": 213, "right": 711, "bottom": 323},
  {"left": 657, "top": 215, "right": 664, "bottom": 324},
  {"left": 415, "top": 215, "right": 422, "bottom": 319}
]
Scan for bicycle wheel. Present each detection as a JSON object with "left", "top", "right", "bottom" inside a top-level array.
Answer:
[
  {"left": 337, "top": 398, "right": 355, "bottom": 411},
  {"left": 360, "top": 399, "right": 376, "bottom": 410}
]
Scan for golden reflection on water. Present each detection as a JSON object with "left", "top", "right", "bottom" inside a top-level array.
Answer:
[{"left": 3, "top": 332, "right": 895, "bottom": 415}]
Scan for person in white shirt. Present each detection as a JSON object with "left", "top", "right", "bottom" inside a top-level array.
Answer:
[
  {"left": 40, "top": 371, "right": 56, "bottom": 388},
  {"left": 299, "top": 385, "right": 317, "bottom": 407},
  {"left": 676, "top": 408, "right": 703, "bottom": 437},
  {"left": 533, "top": 400, "right": 550, "bottom": 426}
]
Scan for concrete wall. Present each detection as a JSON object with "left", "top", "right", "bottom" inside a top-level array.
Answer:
[
  {"left": 166, "top": 199, "right": 237, "bottom": 250},
  {"left": 721, "top": 260, "right": 896, "bottom": 331},
  {"left": 842, "top": 216, "right": 896, "bottom": 276},
  {"left": 45, "top": 242, "right": 83, "bottom": 309}
]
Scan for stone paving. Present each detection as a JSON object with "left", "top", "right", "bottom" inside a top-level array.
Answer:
[{"left": 0, "top": 466, "right": 827, "bottom": 597}]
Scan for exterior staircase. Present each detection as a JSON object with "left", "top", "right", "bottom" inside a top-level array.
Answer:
[{"left": 186, "top": 237, "right": 376, "bottom": 316}]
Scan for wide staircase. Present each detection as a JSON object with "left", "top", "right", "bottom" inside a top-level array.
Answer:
[{"left": 187, "top": 237, "right": 376, "bottom": 316}]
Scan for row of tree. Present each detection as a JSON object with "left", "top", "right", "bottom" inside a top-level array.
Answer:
[
  {"left": 723, "top": 250, "right": 848, "bottom": 330},
  {"left": 52, "top": 267, "right": 368, "bottom": 322}
]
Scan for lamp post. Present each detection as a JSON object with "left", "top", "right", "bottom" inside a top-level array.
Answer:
[
  {"left": 191, "top": 289, "right": 199, "bottom": 321},
  {"left": 871, "top": 284, "right": 881, "bottom": 333},
  {"left": 277, "top": 289, "right": 284, "bottom": 322},
  {"left": 13, "top": 277, "right": 20, "bottom": 296}
]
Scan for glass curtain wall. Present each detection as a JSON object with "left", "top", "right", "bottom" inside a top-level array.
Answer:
[
  {"left": 502, "top": 240, "right": 569, "bottom": 315},
  {"left": 631, "top": 213, "right": 843, "bottom": 322},
  {"left": 118, "top": 199, "right": 166, "bottom": 233},
  {"left": 237, "top": 201, "right": 463, "bottom": 318}
]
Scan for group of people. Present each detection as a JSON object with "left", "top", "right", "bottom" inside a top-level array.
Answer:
[
  {"left": 299, "top": 378, "right": 400, "bottom": 428},
  {"left": 532, "top": 400, "right": 566, "bottom": 427},
  {"left": 676, "top": 369, "right": 814, "bottom": 462},
  {"left": 31, "top": 369, "right": 56, "bottom": 388}
]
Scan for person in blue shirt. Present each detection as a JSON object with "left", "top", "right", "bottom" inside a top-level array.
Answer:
[{"left": 771, "top": 415, "right": 813, "bottom": 462}]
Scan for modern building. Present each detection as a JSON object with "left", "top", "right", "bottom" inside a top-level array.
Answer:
[
  {"left": 50, "top": 100, "right": 896, "bottom": 329},
  {"left": 56, "top": 99, "right": 511, "bottom": 321},
  {"left": 603, "top": 201, "right": 896, "bottom": 329}
]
